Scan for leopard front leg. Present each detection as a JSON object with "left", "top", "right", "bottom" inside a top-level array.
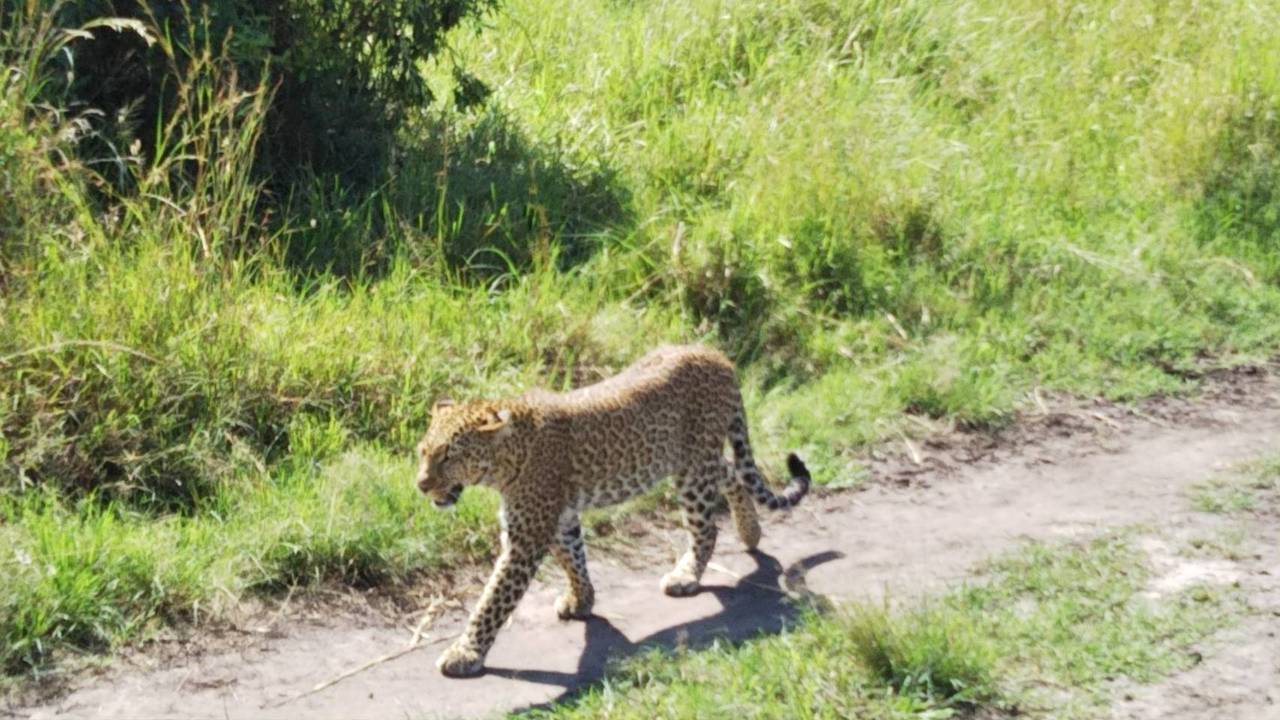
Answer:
[
  {"left": 437, "top": 505, "right": 550, "bottom": 678},
  {"left": 550, "top": 511, "right": 594, "bottom": 620},
  {"left": 661, "top": 460, "right": 720, "bottom": 597}
]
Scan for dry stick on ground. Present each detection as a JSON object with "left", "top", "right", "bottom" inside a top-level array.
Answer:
[
  {"left": 264, "top": 597, "right": 447, "bottom": 709},
  {"left": 1125, "top": 406, "right": 1172, "bottom": 427},
  {"left": 1033, "top": 387, "right": 1051, "bottom": 415},
  {"left": 410, "top": 596, "right": 450, "bottom": 646},
  {"left": 705, "top": 562, "right": 792, "bottom": 597},
  {"left": 898, "top": 432, "right": 925, "bottom": 466},
  {"left": 1090, "top": 411, "right": 1122, "bottom": 430},
  {"left": 250, "top": 584, "right": 296, "bottom": 636}
]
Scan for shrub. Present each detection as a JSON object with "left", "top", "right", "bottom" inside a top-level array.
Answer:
[{"left": 1, "top": 0, "right": 497, "bottom": 185}]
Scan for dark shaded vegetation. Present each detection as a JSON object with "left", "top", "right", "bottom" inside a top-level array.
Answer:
[
  {"left": 3, "top": 0, "right": 498, "bottom": 184},
  {"left": 1197, "top": 102, "right": 1280, "bottom": 283},
  {"left": 281, "top": 109, "right": 632, "bottom": 280}
]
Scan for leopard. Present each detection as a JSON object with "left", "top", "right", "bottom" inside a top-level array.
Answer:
[{"left": 414, "top": 344, "right": 811, "bottom": 678}]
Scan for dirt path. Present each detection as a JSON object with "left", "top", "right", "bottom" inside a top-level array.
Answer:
[{"left": 13, "top": 375, "right": 1280, "bottom": 720}]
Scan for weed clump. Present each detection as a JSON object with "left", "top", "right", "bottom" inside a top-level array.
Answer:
[{"left": 843, "top": 602, "right": 998, "bottom": 708}]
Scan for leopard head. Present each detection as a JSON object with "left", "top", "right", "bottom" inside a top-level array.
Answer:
[{"left": 414, "top": 398, "right": 527, "bottom": 507}]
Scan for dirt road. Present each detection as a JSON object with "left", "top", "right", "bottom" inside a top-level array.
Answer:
[{"left": 14, "top": 373, "right": 1280, "bottom": 719}]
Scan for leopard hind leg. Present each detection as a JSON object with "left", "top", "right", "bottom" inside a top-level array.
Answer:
[
  {"left": 721, "top": 460, "right": 761, "bottom": 550},
  {"left": 661, "top": 457, "right": 721, "bottom": 597},
  {"left": 550, "top": 510, "right": 594, "bottom": 620}
]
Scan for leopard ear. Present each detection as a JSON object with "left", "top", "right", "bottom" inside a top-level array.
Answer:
[
  {"left": 433, "top": 398, "right": 456, "bottom": 412},
  {"left": 476, "top": 407, "right": 512, "bottom": 434}
]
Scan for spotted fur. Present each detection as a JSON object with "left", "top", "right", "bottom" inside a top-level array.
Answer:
[{"left": 414, "top": 344, "right": 811, "bottom": 677}]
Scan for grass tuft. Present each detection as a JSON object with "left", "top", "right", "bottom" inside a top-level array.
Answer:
[
  {"left": 1191, "top": 453, "right": 1280, "bottom": 514},
  {"left": 844, "top": 601, "right": 998, "bottom": 709}
]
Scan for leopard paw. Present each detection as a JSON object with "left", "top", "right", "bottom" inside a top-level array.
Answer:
[
  {"left": 555, "top": 591, "right": 594, "bottom": 620},
  {"left": 660, "top": 570, "right": 701, "bottom": 597},
  {"left": 436, "top": 642, "right": 485, "bottom": 678}
]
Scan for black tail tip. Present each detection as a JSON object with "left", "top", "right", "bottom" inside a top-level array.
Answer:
[{"left": 786, "top": 452, "right": 809, "bottom": 478}]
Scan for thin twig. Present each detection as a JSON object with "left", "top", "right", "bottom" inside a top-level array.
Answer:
[
  {"left": 410, "top": 597, "right": 447, "bottom": 646},
  {"left": 1032, "top": 387, "right": 1050, "bottom": 415},
  {"left": 250, "top": 584, "right": 295, "bottom": 635},
  {"left": 1090, "top": 411, "right": 1121, "bottom": 430},
  {"left": 706, "top": 562, "right": 792, "bottom": 597},
  {"left": 898, "top": 432, "right": 924, "bottom": 465},
  {"left": 173, "top": 666, "right": 196, "bottom": 694},
  {"left": 265, "top": 598, "right": 447, "bottom": 709},
  {"left": 263, "top": 642, "right": 428, "bottom": 709},
  {"left": 884, "top": 312, "right": 909, "bottom": 340},
  {"left": 1125, "top": 406, "right": 1171, "bottom": 428}
]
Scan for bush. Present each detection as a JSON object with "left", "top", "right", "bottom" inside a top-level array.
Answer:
[{"left": 2, "top": 0, "right": 497, "bottom": 185}]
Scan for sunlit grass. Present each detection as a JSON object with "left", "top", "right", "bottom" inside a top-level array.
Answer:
[{"left": 0, "top": 447, "right": 498, "bottom": 674}]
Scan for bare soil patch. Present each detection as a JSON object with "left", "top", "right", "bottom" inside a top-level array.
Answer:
[
  {"left": 1111, "top": 476, "right": 1280, "bottom": 720},
  {"left": 8, "top": 368, "right": 1280, "bottom": 719}
]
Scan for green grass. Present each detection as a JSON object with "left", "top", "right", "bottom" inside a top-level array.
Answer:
[
  {"left": 523, "top": 535, "right": 1236, "bottom": 719},
  {"left": 1184, "top": 528, "right": 1249, "bottom": 562},
  {"left": 1191, "top": 453, "right": 1280, "bottom": 514},
  {"left": 3, "top": 0, "right": 1280, "bottom": 679},
  {"left": 0, "top": 448, "right": 498, "bottom": 675}
]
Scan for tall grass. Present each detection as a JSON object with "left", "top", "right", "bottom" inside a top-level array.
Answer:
[
  {"left": 2, "top": 0, "right": 1280, "bottom": 677},
  {"left": 0, "top": 448, "right": 499, "bottom": 674},
  {"left": 436, "top": 0, "right": 1280, "bottom": 475}
]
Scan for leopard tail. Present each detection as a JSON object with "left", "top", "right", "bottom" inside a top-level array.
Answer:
[{"left": 728, "top": 409, "right": 810, "bottom": 510}]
